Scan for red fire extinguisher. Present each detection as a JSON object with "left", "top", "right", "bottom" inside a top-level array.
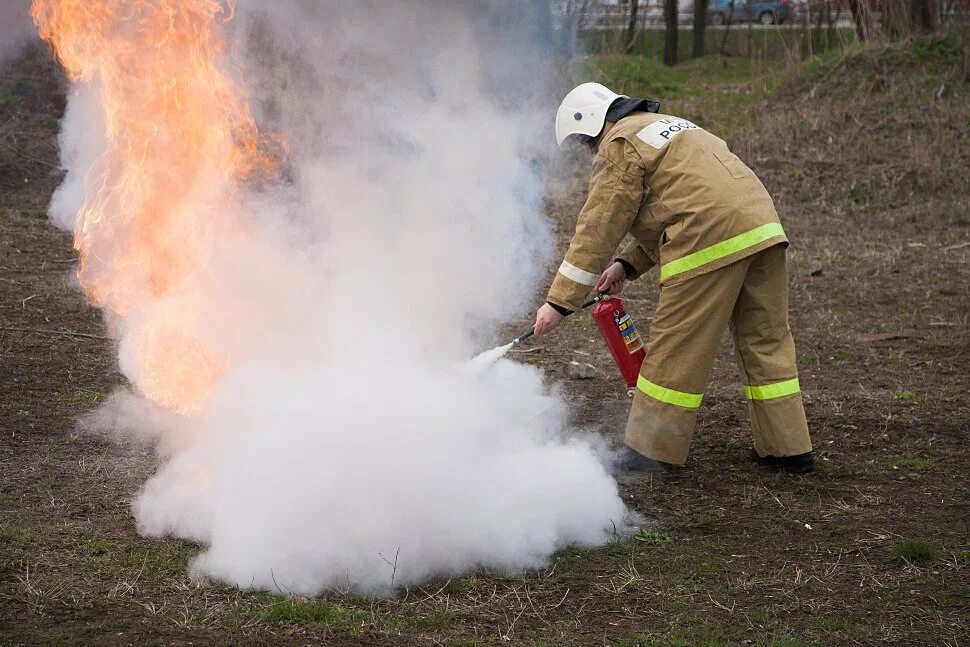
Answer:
[{"left": 591, "top": 296, "right": 646, "bottom": 388}]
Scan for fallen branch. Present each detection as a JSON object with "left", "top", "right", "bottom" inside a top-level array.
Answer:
[
  {"left": 1, "top": 327, "right": 109, "bottom": 341},
  {"left": 0, "top": 146, "right": 61, "bottom": 170}
]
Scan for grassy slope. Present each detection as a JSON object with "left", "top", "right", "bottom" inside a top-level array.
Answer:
[{"left": 2, "top": 36, "right": 968, "bottom": 647}]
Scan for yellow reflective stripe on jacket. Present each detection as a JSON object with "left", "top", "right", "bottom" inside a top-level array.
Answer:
[
  {"left": 660, "top": 223, "right": 786, "bottom": 282},
  {"left": 637, "top": 376, "right": 704, "bottom": 408},
  {"left": 745, "top": 378, "right": 801, "bottom": 401}
]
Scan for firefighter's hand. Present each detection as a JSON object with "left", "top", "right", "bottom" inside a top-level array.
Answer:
[
  {"left": 534, "top": 303, "right": 564, "bottom": 337},
  {"left": 595, "top": 261, "right": 626, "bottom": 295}
]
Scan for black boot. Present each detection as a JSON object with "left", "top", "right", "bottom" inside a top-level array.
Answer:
[
  {"left": 751, "top": 449, "right": 815, "bottom": 473},
  {"left": 614, "top": 446, "right": 674, "bottom": 473}
]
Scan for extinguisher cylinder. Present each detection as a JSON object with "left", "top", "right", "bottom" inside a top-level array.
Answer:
[{"left": 591, "top": 297, "right": 646, "bottom": 389}]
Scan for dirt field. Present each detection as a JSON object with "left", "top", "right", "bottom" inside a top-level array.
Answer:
[{"left": 2, "top": 37, "right": 968, "bottom": 646}]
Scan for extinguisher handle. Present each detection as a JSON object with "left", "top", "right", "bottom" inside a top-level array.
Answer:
[{"left": 511, "top": 293, "right": 608, "bottom": 346}]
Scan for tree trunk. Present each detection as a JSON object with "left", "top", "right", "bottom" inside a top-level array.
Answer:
[
  {"left": 626, "top": 0, "right": 641, "bottom": 52},
  {"left": 665, "top": 0, "right": 680, "bottom": 65},
  {"left": 848, "top": 0, "right": 872, "bottom": 40},
  {"left": 719, "top": 1, "right": 736, "bottom": 55},
  {"left": 826, "top": 0, "right": 838, "bottom": 48},
  {"left": 884, "top": 0, "right": 912, "bottom": 39},
  {"left": 814, "top": 0, "right": 826, "bottom": 52},
  {"left": 803, "top": 0, "right": 813, "bottom": 57},
  {"left": 910, "top": 0, "right": 940, "bottom": 30},
  {"left": 747, "top": 0, "right": 754, "bottom": 57},
  {"left": 693, "top": 0, "right": 709, "bottom": 57}
]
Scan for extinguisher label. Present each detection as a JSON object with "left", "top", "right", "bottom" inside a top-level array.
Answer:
[{"left": 614, "top": 312, "right": 644, "bottom": 355}]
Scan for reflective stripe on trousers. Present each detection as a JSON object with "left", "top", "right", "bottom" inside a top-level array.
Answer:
[
  {"left": 660, "top": 222, "right": 786, "bottom": 282},
  {"left": 637, "top": 376, "right": 703, "bottom": 409},
  {"left": 639, "top": 376, "right": 800, "bottom": 407},
  {"left": 744, "top": 378, "right": 801, "bottom": 401}
]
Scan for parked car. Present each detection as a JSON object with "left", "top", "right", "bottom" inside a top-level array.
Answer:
[{"left": 707, "top": 0, "right": 793, "bottom": 24}]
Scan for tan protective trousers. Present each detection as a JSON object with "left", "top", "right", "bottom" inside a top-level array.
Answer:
[{"left": 625, "top": 244, "right": 812, "bottom": 465}]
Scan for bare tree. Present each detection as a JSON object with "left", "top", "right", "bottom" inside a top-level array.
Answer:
[
  {"left": 694, "top": 0, "right": 709, "bottom": 57},
  {"left": 665, "top": 0, "right": 680, "bottom": 65}
]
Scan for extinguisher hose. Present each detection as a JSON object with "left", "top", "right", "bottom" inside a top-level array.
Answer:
[{"left": 511, "top": 294, "right": 607, "bottom": 346}]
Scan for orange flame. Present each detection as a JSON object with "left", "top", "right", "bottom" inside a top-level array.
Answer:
[{"left": 32, "top": 0, "right": 270, "bottom": 411}]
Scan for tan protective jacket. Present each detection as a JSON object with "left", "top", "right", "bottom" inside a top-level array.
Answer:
[{"left": 547, "top": 112, "right": 788, "bottom": 311}]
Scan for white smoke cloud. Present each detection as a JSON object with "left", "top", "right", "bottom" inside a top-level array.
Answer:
[
  {"left": 55, "top": 0, "right": 630, "bottom": 595},
  {"left": 0, "top": 0, "right": 36, "bottom": 63}
]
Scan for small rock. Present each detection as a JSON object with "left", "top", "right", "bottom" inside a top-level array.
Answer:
[{"left": 567, "top": 361, "right": 597, "bottom": 380}]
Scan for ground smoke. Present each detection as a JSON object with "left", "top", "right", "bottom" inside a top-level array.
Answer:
[{"left": 40, "top": 0, "right": 629, "bottom": 595}]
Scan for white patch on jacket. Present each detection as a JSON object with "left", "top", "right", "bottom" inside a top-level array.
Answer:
[{"left": 636, "top": 117, "right": 702, "bottom": 149}]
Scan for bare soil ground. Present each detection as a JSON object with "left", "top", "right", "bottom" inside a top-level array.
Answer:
[{"left": 2, "top": 39, "right": 968, "bottom": 647}]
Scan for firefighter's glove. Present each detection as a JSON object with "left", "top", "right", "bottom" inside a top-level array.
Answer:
[
  {"left": 595, "top": 261, "right": 627, "bottom": 295},
  {"left": 533, "top": 303, "right": 564, "bottom": 337}
]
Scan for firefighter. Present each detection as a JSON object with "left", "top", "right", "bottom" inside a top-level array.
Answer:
[{"left": 534, "top": 82, "right": 813, "bottom": 473}]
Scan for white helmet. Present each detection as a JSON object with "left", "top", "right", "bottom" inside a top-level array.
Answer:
[{"left": 555, "top": 82, "right": 625, "bottom": 147}]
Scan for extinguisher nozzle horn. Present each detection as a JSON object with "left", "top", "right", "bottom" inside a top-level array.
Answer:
[{"left": 510, "top": 296, "right": 602, "bottom": 346}]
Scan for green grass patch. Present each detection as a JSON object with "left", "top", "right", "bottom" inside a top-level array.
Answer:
[
  {"left": 81, "top": 537, "right": 112, "bottom": 558},
  {"left": 913, "top": 34, "right": 963, "bottom": 61},
  {"left": 886, "top": 457, "right": 933, "bottom": 470},
  {"left": 116, "top": 540, "right": 195, "bottom": 577},
  {"left": 0, "top": 93, "right": 18, "bottom": 111},
  {"left": 892, "top": 390, "right": 920, "bottom": 404},
  {"left": 848, "top": 185, "right": 871, "bottom": 205},
  {"left": 755, "top": 633, "right": 814, "bottom": 647},
  {"left": 0, "top": 522, "right": 38, "bottom": 546},
  {"left": 666, "top": 625, "right": 733, "bottom": 647},
  {"left": 817, "top": 616, "right": 870, "bottom": 638},
  {"left": 659, "top": 617, "right": 749, "bottom": 647},
  {"left": 55, "top": 389, "right": 106, "bottom": 407},
  {"left": 634, "top": 528, "right": 672, "bottom": 545},
  {"left": 889, "top": 539, "right": 942, "bottom": 564},
  {"left": 409, "top": 608, "right": 458, "bottom": 631},
  {"left": 606, "top": 537, "right": 640, "bottom": 556},
  {"left": 461, "top": 574, "right": 484, "bottom": 591},
  {"left": 260, "top": 597, "right": 371, "bottom": 632},
  {"left": 566, "top": 316, "right": 594, "bottom": 330},
  {"left": 798, "top": 353, "right": 820, "bottom": 366},
  {"left": 446, "top": 639, "right": 479, "bottom": 647}
]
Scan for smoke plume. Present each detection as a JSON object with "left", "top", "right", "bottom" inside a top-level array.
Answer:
[
  {"left": 37, "top": 0, "right": 629, "bottom": 595},
  {"left": 0, "top": 0, "right": 36, "bottom": 63}
]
